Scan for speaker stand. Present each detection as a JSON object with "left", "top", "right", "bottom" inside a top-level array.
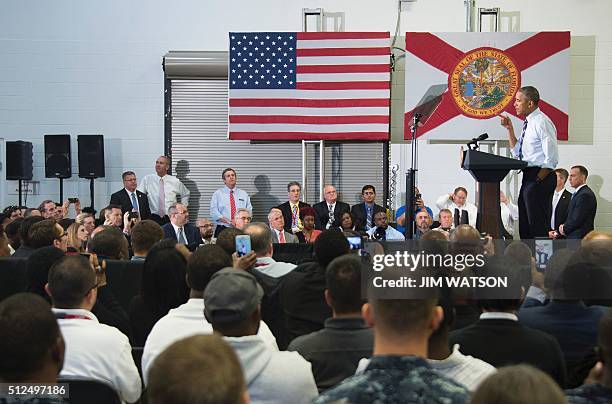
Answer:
[
  {"left": 59, "top": 178, "right": 64, "bottom": 203},
  {"left": 89, "top": 178, "right": 96, "bottom": 210},
  {"left": 18, "top": 180, "right": 23, "bottom": 206}
]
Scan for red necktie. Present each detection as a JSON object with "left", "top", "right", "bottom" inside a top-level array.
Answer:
[
  {"left": 230, "top": 190, "right": 236, "bottom": 224},
  {"left": 279, "top": 230, "right": 286, "bottom": 243}
]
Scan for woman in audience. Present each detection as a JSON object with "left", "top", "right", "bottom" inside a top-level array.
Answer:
[
  {"left": 339, "top": 211, "right": 356, "bottom": 232},
  {"left": 299, "top": 206, "right": 321, "bottom": 243},
  {"left": 66, "top": 222, "right": 88, "bottom": 252},
  {"left": 129, "top": 239, "right": 190, "bottom": 346},
  {"left": 471, "top": 365, "right": 567, "bottom": 404}
]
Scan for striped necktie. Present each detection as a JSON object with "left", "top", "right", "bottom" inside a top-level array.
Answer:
[{"left": 518, "top": 119, "right": 528, "bottom": 160}]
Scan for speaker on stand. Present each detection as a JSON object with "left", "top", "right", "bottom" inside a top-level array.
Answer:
[
  {"left": 6, "top": 141, "right": 33, "bottom": 206},
  {"left": 44, "top": 134, "right": 72, "bottom": 203},
  {"left": 77, "top": 135, "right": 105, "bottom": 210}
]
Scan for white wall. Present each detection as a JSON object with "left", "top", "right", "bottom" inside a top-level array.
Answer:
[{"left": 1, "top": 0, "right": 610, "bottom": 230}]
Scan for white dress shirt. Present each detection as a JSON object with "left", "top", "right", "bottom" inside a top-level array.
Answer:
[
  {"left": 53, "top": 308, "right": 141, "bottom": 403},
  {"left": 141, "top": 298, "right": 278, "bottom": 385},
  {"left": 511, "top": 108, "right": 559, "bottom": 169},
  {"left": 428, "top": 344, "right": 497, "bottom": 392},
  {"left": 210, "top": 186, "right": 252, "bottom": 226},
  {"left": 254, "top": 256, "right": 297, "bottom": 278},
  {"left": 138, "top": 173, "right": 190, "bottom": 215},
  {"left": 366, "top": 225, "right": 405, "bottom": 241},
  {"left": 551, "top": 188, "right": 565, "bottom": 229},
  {"left": 501, "top": 201, "right": 519, "bottom": 236},
  {"left": 435, "top": 194, "right": 478, "bottom": 228}
]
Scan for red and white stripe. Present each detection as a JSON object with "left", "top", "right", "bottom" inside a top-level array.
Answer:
[{"left": 229, "top": 32, "right": 391, "bottom": 141}]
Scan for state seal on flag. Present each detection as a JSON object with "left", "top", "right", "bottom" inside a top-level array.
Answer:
[{"left": 449, "top": 47, "right": 520, "bottom": 119}]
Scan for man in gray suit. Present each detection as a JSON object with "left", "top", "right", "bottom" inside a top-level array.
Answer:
[{"left": 268, "top": 208, "right": 298, "bottom": 244}]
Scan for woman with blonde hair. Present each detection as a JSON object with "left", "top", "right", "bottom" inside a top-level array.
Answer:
[{"left": 66, "top": 222, "right": 88, "bottom": 252}]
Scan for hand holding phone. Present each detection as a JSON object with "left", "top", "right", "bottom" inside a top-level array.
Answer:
[{"left": 235, "top": 235, "right": 252, "bottom": 257}]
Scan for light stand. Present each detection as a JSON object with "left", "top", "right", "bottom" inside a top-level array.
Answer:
[{"left": 404, "top": 113, "right": 421, "bottom": 239}]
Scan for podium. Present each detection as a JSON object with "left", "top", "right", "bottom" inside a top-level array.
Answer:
[{"left": 462, "top": 150, "right": 527, "bottom": 238}]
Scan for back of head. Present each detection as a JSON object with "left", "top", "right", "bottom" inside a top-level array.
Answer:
[
  {"left": 0, "top": 293, "right": 62, "bottom": 382},
  {"left": 142, "top": 240, "right": 189, "bottom": 315},
  {"left": 326, "top": 254, "right": 364, "bottom": 314},
  {"left": 26, "top": 246, "right": 66, "bottom": 302},
  {"left": 244, "top": 222, "right": 272, "bottom": 256},
  {"left": 450, "top": 224, "right": 482, "bottom": 255},
  {"left": 475, "top": 255, "right": 524, "bottom": 312},
  {"left": 88, "top": 225, "right": 128, "bottom": 259},
  {"left": 471, "top": 365, "right": 566, "bottom": 404},
  {"left": 147, "top": 335, "right": 246, "bottom": 404},
  {"left": 544, "top": 248, "right": 575, "bottom": 299},
  {"left": 186, "top": 245, "right": 232, "bottom": 292},
  {"left": 19, "top": 216, "right": 44, "bottom": 247},
  {"left": 314, "top": 229, "right": 350, "bottom": 268},
  {"left": 204, "top": 268, "right": 263, "bottom": 337},
  {"left": 368, "top": 298, "right": 437, "bottom": 339},
  {"left": 598, "top": 310, "right": 612, "bottom": 368},
  {"left": 429, "top": 285, "right": 454, "bottom": 343},
  {"left": 28, "top": 219, "right": 61, "bottom": 249},
  {"left": 503, "top": 241, "right": 533, "bottom": 292},
  {"left": 216, "top": 227, "right": 245, "bottom": 255},
  {"left": 47, "top": 255, "right": 96, "bottom": 309},
  {"left": 131, "top": 220, "right": 164, "bottom": 255}
]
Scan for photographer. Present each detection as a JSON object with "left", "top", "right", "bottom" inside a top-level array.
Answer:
[
  {"left": 367, "top": 211, "right": 404, "bottom": 241},
  {"left": 395, "top": 186, "right": 433, "bottom": 234}
]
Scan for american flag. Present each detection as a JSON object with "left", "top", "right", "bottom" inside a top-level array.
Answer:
[{"left": 228, "top": 32, "right": 391, "bottom": 141}]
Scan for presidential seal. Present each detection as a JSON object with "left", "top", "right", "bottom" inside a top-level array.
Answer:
[{"left": 449, "top": 47, "right": 520, "bottom": 119}]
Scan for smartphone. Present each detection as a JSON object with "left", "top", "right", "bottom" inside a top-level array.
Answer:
[
  {"left": 235, "top": 235, "right": 252, "bottom": 257},
  {"left": 534, "top": 238, "right": 553, "bottom": 272},
  {"left": 347, "top": 236, "right": 362, "bottom": 251},
  {"left": 128, "top": 211, "right": 140, "bottom": 220},
  {"left": 68, "top": 197, "right": 79, "bottom": 203}
]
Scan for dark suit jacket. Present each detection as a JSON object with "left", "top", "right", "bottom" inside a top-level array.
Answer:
[
  {"left": 563, "top": 185, "right": 597, "bottom": 239},
  {"left": 161, "top": 222, "right": 202, "bottom": 251},
  {"left": 312, "top": 201, "right": 350, "bottom": 230},
  {"left": 350, "top": 203, "right": 385, "bottom": 231},
  {"left": 449, "top": 318, "right": 566, "bottom": 386},
  {"left": 277, "top": 201, "right": 311, "bottom": 233},
  {"left": 552, "top": 189, "right": 572, "bottom": 231},
  {"left": 110, "top": 188, "right": 151, "bottom": 220}
]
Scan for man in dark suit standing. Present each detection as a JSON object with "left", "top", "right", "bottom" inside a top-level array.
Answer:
[
  {"left": 558, "top": 165, "right": 597, "bottom": 239},
  {"left": 548, "top": 168, "right": 572, "bottom": 236},
  {"left": 350, "top": 185, "right": 385, "bottom": 232},
  {"left": 277, "top": 181, "right": 310, "bottom": 235},
  {"left": 312, "top": 185, "right": 350, "bottom": 230},
  {"left": 110, "top": 171, "right": 151, "bottom": 220},
  {"left": 161, "top": 203, "right": 202, "bottom": 251}
]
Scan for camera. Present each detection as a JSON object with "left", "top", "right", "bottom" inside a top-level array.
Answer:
[
  {"left": 128, "top": 211, "right": 140, "bottom": 220},
  {"left": 68, "top": 197, "right": 79, "bottom": 203}
]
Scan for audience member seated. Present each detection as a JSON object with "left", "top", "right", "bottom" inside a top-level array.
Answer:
[
  {"left": 38, "top": 200, "right": 58, "bottom": 220},
  {"left": 434, "top": 208, "right": 454, "bottom": 235},
  {"left": 414, "top": 210, "right": 433, "bottom": 239},
  {"left": 29, "top": 219, "right": 67, "bottom": 251},
  {"left": 141, "top": 244, "right": 277, "bottom": 384},
  {"left": 26, "top": 246, "right": 66, "bottom": 304},
  {"left": 314, "top": 296, "right": 469, "bottom": 402},
  {"left": 277, "top": 181, "right": 310, "bottom": 235},
  {"left": 436, "top": 187, "right": 478, "bottom": 228},
  {"left": 216, "top": 227, "right": 245, "bottom": 256},
  {"left": 196, "top": 217, "right": 216, "bottom": 244},
  {"left": 503, "top": 240, "right": 534, "bottom": 297},
  {"left": 87, "top": 226, "right": 129, "bottom": 260},
  {"left": 161, "top": 203, "right": 202, "bottom": 251},
  {"left": 102, "top": 204, "right": 124, "bottom": 229},
  {"left": 565, "top": 310, "right": 612, "bottom": 403},
  {"left": 12, "top": 216, "right": 44, "bottom": 258},
  {"left": 280, "top": 230, "right": 350, "bottom": 341},
  {"left": 298, "top": 206, "right": 321, "bottom": 244},
  {"left": 204, "top": 268, "right": 318, "bottom": 403},
  {"left": 245, "top": 222, "right": 296, "bottom": 278},
  {"left": 268, "top": 207, "right": 298, "bottom": 244},
  {"left": 288, "top": 254, "right": 373, "bottom": 392},
  {"left": 75, "top": 212, "right": 95, "bottom": 237},
  {"left": 426, "top": 287, "right": 496, "bottom": 393},
  {"left": 0, "top": 293, "right": 65, "bottom": 389},
  {"left": 5, "top": 217, "right": 23, "bottom": 251},
  {"left": 130, "top": 220, "right": 163, "bottom": 260},
  {"left": 24, "top": 207, "right": 42, "bottom": 217},
  {"left": 500, "top": 191, "right": 519, "bottom": 238},
  {"left": 0, "top": 228, "right": 11, "bottom": 257},
  {"left": 46, "top": 255, "right": 141, "bottom": 402},
  {"left": 234, "top": 208, "right": 252, "bottom": 230},
  {"left": 313, "top": 185, "right": 351, "bottom": 231},
  {"left": 339, "top": 211, "right": 357, "bottom": 232},
  {"left": 395, "top": 186, "right": 433, "bottom": 234},
  {"left": 351, "top": 185, "right": 385, "bottom": 232},
  {"left": 66, "top": 222, "right": 88, "bottom": 253},
  {"left": 450, "top": 256, "right": 567, "bottom": 386},
  {"left": 367, "top": 211, "right": 405, "bottom": 241},
  {"left": 518, "top": 248, "right": 607, "bottom": 387},
  {"left": 471, "top": 365, "right": 568, "bottom": 404},
  {"left": 128, "top": 239, "right": 190, "bottom": 347},
  {"left": 147, "top": 335, "right": 249, "bottom": 404}
]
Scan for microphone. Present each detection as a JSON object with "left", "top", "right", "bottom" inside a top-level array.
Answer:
[{"left": 471, "top": 133, "right": 489, "bottom": 143}]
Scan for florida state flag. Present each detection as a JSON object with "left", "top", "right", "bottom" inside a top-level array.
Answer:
[{"left": 404, "top": 32, "right": 570, "bottom": 141}]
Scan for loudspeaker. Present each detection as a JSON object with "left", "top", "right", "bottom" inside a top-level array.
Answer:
[
  {"left": 6, "top": 141, "right": 33, "bottom": 180},
  {"left": 78, "top": 135, "right": 105, "bottom": 178},
  {"left": 44, "top": 134, "right": 71, "bottom": 178}
]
